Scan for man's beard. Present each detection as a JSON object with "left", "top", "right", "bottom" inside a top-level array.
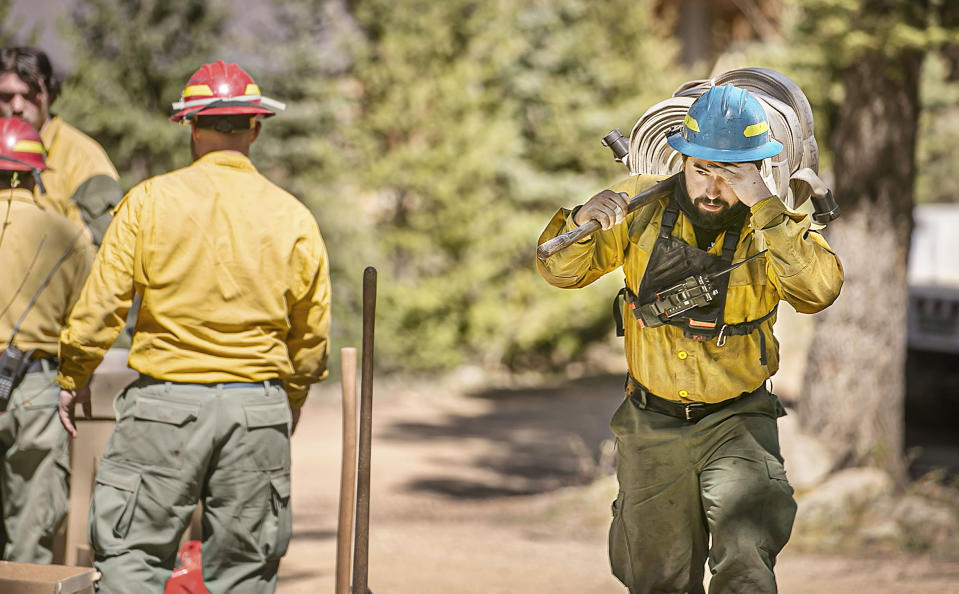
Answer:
[{"left": 675, "top": 178, "right": 749, "bottom": 230}]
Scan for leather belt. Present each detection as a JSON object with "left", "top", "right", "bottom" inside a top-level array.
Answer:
[
  {"left": 625, "top": 374, "right": 752, "bottom": 423},
  {"left": 139, "top": 374, "right": 281, "bottom": 390}
]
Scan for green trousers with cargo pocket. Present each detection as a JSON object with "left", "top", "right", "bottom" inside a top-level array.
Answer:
[
  {"left": 0, "top": 365, "right": 70, "bottom": 562},
  {"left": 89, "top": 376, "right": 293, "bottom": 594},
  {"left": 608, "top": 385, "right": 796, "bottom": 594}
]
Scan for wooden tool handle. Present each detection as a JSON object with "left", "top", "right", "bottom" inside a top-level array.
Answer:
[
  {"left": 335, "top": 347, "right": 358, "bottom": 594},
  {"left": 352, "top": 267, "right": 377, "bottom": 594},
  {"left": 536, "top": 219, "right": 601, "bottom": 259},
  {"left": 535, "top": 173, "right": 679, "bottom": 260}
]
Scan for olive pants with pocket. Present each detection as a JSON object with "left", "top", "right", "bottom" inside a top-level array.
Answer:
[
  {"left": 608, "top": 386, "right": 796, "bottom": 594},
  {"left": 0, "top": 366, "right": 70, "bottom": 562},
  {"left": 90, "top": 376, "right": 293, "bottom": 594}
]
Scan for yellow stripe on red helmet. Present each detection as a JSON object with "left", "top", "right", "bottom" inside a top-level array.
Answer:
[
  {"left": 183, "top": 84, "right": 214, "bottom": 98},
  {"left": 12, "top": 139, "right": 45, "bottom": 154}
]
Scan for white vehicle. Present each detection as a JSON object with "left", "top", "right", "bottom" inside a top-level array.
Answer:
[{"left": 908, "top": 204, "right": 959, "bottom": 354}]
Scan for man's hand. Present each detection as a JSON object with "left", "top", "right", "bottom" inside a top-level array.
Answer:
[
  {"left": 706, "top": 162, "right": 772, "bottom": 207},
  {"left": 573, "top": 189, "right": 630, "bottom": 230},
  {"left": 58, "top": 385, "right": 92, "bottom": 438}
]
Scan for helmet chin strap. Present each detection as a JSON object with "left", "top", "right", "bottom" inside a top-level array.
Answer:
[{"left": 31, "top": 169, "right": 46, "bottom": 194}]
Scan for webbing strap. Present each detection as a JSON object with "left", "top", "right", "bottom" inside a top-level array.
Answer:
[
  {"left": 613, "top": 288, "right": 627, "bottom": 337},
  {"left": 659, "top": 202, "right": 679, "bottom": 238},
  {"left": 716, "top": 304, "right": 778, "bottom": 337}
]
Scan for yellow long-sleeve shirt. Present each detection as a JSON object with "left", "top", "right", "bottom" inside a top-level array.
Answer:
[
  {"left": 0, "top": 188, "right": 94, "bottom": 357},
  {"left": 58, "top": 151, "right": 331, "bottom": 408},
  {"left": 36, "top": 117, "right": 122, "bottom": 244},
  {"left": 537, "top": 174, "right": 844, "bottom": 404}
]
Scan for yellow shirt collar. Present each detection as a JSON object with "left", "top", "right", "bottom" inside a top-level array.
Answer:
[{"left": 194, "top": 150, "right": 257, "bottom": 172}]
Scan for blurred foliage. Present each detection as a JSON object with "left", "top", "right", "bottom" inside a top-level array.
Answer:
[
  {"left": 248, "top": 0, "right": 686, "bottom": 372},
  {"left": 916, "top": 53, "right": 959, "bottom": 204},
  {"left": 0, "top": 0, "right": 14, "bottom": 47},
  {"left": 0, "top": 0, "right": 40, "bottom": 49},
  {"left": 42, "top": 0, "right": 959, "bottom": 374},
  {"left": 54, "top": 0, "right": 229, "bottom": 189}
]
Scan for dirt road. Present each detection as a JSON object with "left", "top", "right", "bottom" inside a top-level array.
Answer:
[{"left": 277, "top": 373, "right": 959, "bottom": 593}]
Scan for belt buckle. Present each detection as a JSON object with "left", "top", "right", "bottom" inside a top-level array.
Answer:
[{"left": 683, "top": 402, "right": 704, "bottom": 421}]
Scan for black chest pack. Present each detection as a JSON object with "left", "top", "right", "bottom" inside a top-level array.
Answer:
[{"left": 613, "top": 200, "right": 777, "bottom": 361}]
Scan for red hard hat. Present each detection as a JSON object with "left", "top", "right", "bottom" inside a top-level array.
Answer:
[
  {"left": 0, "top": 116, "right": 47, "bottom": 172},
  {"left": 170, "top": 60, "right": 286, "bottom": 123}
]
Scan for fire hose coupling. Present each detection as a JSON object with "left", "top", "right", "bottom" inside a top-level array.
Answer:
[
  {"left": 811, "top": 188, "right": 840, "bottom": 225},
  {"left": 602, "top": 129, "right": 630, "bottom": 164}
]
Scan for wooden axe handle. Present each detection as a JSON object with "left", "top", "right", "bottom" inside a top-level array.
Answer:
[{"left": 536, "top": 174, "right": 678, "bottom": 260}]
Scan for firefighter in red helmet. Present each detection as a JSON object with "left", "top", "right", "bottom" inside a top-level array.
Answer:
[
  {"left": 57, "top": 61, "right": 331, "bottom": 593},
  {"left": 0, "top": 116, "right": 94, "bottom": 563},
  {"left": 0, "top": 47, "right": 121, "bottom": 245}
]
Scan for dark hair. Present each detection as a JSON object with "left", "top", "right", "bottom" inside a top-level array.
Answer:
[
  {"left": 682, "top": 155, "right": 764, "bottom": 170},
  {"left": 0, "top": 47, "right": 60, "bottom": 105},
  {"left": 194, "top": 114, "right": 256, "bottom": 133},
  {"left": 0, "top": 170, "right": 34, "bottom": 190}
]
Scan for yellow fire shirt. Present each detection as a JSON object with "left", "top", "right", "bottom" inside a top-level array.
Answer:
[
  {"left": 36, "top": 116, "right": 122, "bottom": 243},
  {"left": 537, "top": 174, "right": 843, "bottom": 403},
  {"left": 58, "top": 151, "right": 331, "bottom": 408},
  {"left": 0, "top": 188, "right": 94, "bottom": 357}
]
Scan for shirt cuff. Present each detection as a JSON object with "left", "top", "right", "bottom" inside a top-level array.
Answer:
[
  {"left": 749, "top": 196, "right": 787, "bottom": 230},
  {"left": 57, "top": 372, "right": 89, "bottom": 391},
  {"left": 564, "top": 206, "right": 595, "bottom": 244}
]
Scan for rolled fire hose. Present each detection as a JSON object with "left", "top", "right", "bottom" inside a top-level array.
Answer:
[{"left": 625, "top": 67, "right": 831, "bottom": 216}]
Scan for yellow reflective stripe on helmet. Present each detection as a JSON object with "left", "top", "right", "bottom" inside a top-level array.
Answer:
[
  {"left": 245, "top": 84, "right": 260, "bottom": 95},
  {"left": 12, "top": 140, "right": 45, "bottom": 154},
  {"left": 743, "top": 121, "right": 769, "bottom": 137},
  {"left": 684, "top": 114, "right": 700, "bottom": 133},
  {"left": 183, "top": 84, "right": 213, "bottom": 98}
]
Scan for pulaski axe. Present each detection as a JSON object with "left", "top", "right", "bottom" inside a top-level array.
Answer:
[{"left": 536, "top": 174, "right": 679, "bottom": 259}]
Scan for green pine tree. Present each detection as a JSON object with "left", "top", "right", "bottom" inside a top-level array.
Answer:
[
  {"left": 282, "top": 0, "right": 689, "bottom": 372},
  {"left": 54, "top": 0, "right": 229, "bottom": 189}
]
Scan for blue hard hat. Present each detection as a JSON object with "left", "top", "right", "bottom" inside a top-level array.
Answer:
[{"left": 667, "top": 84, "right": 782, "bottom": 162}]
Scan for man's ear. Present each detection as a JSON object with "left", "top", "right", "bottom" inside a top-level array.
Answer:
[
  {"left": 191, "top": 121, "right": 201, "bottom": 142},
  {"left": 250, "top": 120, "right": 261, "bottom": 143}
]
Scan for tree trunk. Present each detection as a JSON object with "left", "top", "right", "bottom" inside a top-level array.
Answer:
[{"left": 799, "top": 48, "right": 923, "bottom": 478}]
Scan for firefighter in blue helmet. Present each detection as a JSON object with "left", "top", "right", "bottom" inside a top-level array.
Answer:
[{"left": 537, "top": 84, "right": 844, "bottom": 593}]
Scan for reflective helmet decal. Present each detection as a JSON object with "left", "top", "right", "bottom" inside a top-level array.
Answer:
[
  {"left": 743, "top": 121, "right": 770, "bottom": 137},
  {"left": 170, "top": 60, "right": 286, "bottom": 123}
]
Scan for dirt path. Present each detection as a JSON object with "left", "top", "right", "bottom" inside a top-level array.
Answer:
[{"left": 277, "top": 374, "right": 959, "bottom": 593}]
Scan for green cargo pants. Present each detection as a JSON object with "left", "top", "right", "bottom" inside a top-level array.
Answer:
[
  {"left": 0, "top": 365, "right": 70, "bottom": 562},
  {"left": 90, "top": 376, "right": 293, "bottom": 594},
  {"left": 608, "top": 385, "right": 796, "bottom": 594}
]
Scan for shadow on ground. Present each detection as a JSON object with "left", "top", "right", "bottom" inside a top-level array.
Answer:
[{"left": 379, "top": 373, "right": 626, "bottom": 499}]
